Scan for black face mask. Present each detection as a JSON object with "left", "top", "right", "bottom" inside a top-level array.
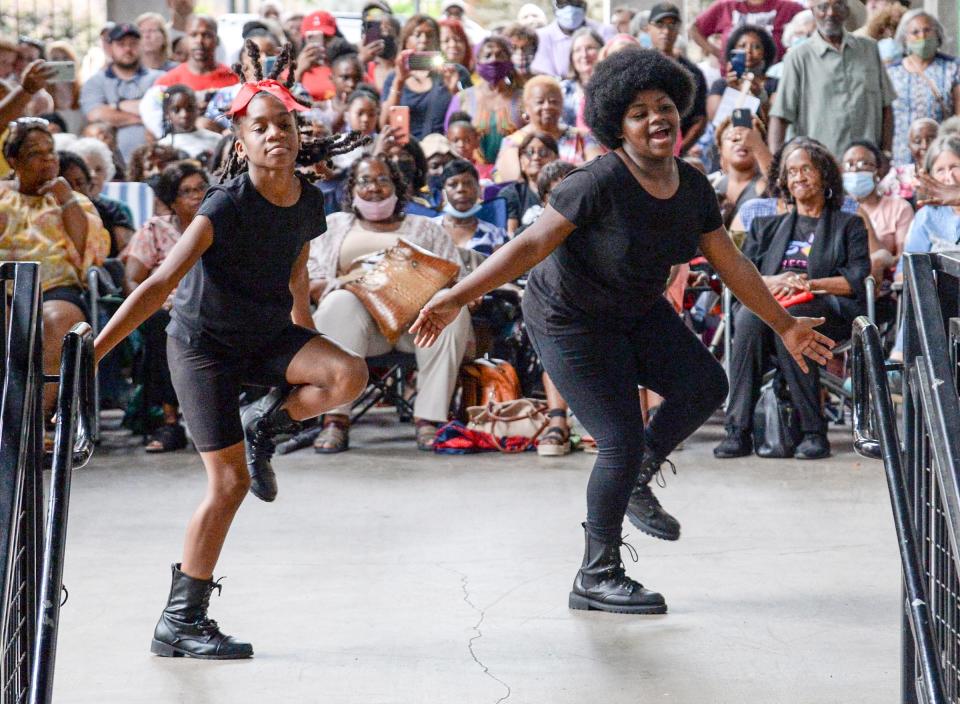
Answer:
[{"left": 381, "top": 35, "right": 398, "bottom": 61}]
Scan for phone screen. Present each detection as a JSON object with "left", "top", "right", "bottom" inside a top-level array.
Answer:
[
  {"left": 46, "top": 61, "right": 75, "bottom": 83},
  {"left": 263, "top": 55, "right": 277, "bottom": 76},
  {"left": 407, "top": 52, "right": 442, "bottom": 71}
]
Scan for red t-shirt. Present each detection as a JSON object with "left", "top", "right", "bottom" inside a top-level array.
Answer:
[
  {"left": 155, "top": 63, "right": 239, "bottom": 92},
  {"left": 301, "top": 65, "right": 335, "bottom": 102},
  {"left": 694, "top": 0, "right": 804, "bottom": 60}
]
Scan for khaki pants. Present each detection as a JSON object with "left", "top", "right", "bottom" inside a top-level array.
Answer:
[{"left": 313, "top": 289, "right": 472, "bottom": 422}]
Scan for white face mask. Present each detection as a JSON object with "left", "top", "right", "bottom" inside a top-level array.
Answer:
[{"left": 555, "top": 4, "right": 586, "bottom": 30}]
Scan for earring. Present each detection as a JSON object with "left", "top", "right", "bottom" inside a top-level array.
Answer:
[{"left": 825, "top": 187, "right": 833, "bottom": 199}]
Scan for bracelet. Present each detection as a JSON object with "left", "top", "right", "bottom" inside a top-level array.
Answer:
[{"left": 58, "top": 197, "right": 79, "bottom": 211}]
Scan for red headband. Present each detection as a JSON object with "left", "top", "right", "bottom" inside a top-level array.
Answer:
[{"left": 227, "top": 80, "right": 309, "bottom": 118}]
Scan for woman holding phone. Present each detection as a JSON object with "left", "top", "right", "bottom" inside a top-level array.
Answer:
[
  {"left": 379, "top": 15, "right": 471, "bottom": 140},
  {"left": 411, "top": 48, "right": 834, "bottom": 614}
]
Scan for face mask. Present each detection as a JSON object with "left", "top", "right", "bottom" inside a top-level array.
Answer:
[
  {"left": 353, "top": 192, "right": 398, "bottom": 221},
  {"left": 443, "top": 202, "right": 482, "bottom": 219},
  {"left": 877, "top": 37, "right": 902, "bottom": 63},
  {"left": 637, "top": 32, "right": 653, "bottom": 49},
  {"left": 842, "top": 171, "right": 876, "bottom": 199},
  {"left": 907, "top": 37, "right": 938, "bottom": 61},
  {"left": 477, "top": 60, "right": 514, "bottom": 84},
  {"left": 789, "top": 34, "right": 809, "bottom": 49},
  {"left": 381, "top": 35, "right": 398, "bottom": 60},
  {"left": 554, "top": 4, "right": 586, "bottom": 31}
]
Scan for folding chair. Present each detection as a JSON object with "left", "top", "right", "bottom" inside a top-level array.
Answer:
[
  {"left": 100, "top": 181, "right": 155, "bottom": 230},
  {"left": 477, "top": 197, "right": 508, "bottom": 230}
]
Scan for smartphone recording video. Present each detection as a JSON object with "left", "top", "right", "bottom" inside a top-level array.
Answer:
[{"left": 407, "top": 51, "right": 442, "bottom": 71}]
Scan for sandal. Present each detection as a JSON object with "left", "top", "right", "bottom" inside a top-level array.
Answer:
[
  {"left": 415, "top": 421, "right": 440, "bottom": 451},
  {"left": 314, "top": 417, "right": 349, "bottom": 454},
  {"left": 145, "top": 423, "right": 188, "bottom": 453},
  {"left": 537, "top": 412, "right": 571, "bottom": 456}
]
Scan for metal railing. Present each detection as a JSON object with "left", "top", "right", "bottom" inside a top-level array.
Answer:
[
  {"left": 0, "top": 262, "right": 95, "bottom": 704},
  {"left": 852, "top": 251, "right": 960, "bottom": 703}
]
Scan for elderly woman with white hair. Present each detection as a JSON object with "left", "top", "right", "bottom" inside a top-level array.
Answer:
[
  {"left": 63, "top": 136, "right": 134, "bottom": 255},
  {"left": 887, "top": 9, "right": 960, "bottom": 165}
]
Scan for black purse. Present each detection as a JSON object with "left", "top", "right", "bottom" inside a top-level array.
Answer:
[{"left": 752, "top": 375, "right": 802, "bottom": 458}]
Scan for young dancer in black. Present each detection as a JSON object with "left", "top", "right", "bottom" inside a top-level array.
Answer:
[
  {"left": 94, "top": 45, "right": 369, "bottom": 658},
  {"left": 411, "top": 48, "right": 836, "bottom": 614}
]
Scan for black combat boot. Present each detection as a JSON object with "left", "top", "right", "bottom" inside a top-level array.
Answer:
[
  {"left": 568, "top": 524, "right": 667, "bottom": 614},
  {"left": 241, "top": 388, "right": 302, "bottom": 502},
  {"left": 150, "top": 563, "right": 253, "bottom": 660},
  {"left": 625, "top": 449, "right": 681, "bottom": 541}
]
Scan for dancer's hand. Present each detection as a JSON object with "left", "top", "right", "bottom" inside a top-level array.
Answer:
[
  {"left": 778, "top": 316, "right": 835, "bottom": 374},
  {"left": 411, "top": 289, "right": 461, "bottom": 347}
]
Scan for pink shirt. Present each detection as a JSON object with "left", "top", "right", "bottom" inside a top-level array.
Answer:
[
  {"left": 858, "top": 195, "right": 914, "bottom": 257},
  {"left": 694, "top": 0, "right": 804, "bottom": 60}
]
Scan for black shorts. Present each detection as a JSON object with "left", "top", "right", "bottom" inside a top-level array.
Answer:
[
  {"left": 167, "top": 325, "right": 320, "bottom": 452},
  {"left": 42, "top": 285, "right": 89, "bottom": 319}
]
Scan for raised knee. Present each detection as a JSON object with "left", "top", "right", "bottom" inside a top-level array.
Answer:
[
  {"left": 215, "top": 472, "right": 251, "bottom": 506},
  {"left": 340, "top": 354, "right": 369, "bottom": 400}
]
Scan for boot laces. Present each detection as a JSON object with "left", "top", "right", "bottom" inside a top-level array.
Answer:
[
  {"left": 196, "top": 579, "right": 225, "bottom": 636},
  {"left": 605, "top": 536, "right": 640, "bottom": 592},
  {"left": 651, "top": 457, "right": 677, "bottom": 489}
]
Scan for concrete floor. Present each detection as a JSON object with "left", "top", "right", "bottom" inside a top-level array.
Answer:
[{"left": 53, "top": 412, "right": 901, "bottom": 704}]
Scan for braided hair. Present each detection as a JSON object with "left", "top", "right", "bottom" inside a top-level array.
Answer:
[{"left": 218, "top": 40, "right": 370, "bottom": 183}]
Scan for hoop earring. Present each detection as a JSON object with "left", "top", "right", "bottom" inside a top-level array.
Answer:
[{"left": 825, "top": 187, "right": 833, "bottom": 200}]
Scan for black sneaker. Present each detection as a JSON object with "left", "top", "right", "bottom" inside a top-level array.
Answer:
[
  {"left": 713, "top": 428, "right": 753, "bottom": 458},
  {"left": 794, "top": 433, "right": 830, "bottom": 460}
]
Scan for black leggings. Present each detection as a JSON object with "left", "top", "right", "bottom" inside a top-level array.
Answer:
[
  {"left": 139, "top": 310, "right": 178, "bottom": 411},
  {"left": 525, "top": 297, "right": 728, "bottom": 544}
]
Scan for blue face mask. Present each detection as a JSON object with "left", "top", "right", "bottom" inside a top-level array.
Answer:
[
  {"left": 555, "top": 4, "right": 586, "bottom": 31},
  {"left": 790, "top": 34, "right": 809, "bottom": 49},
  {"left": 443, "top": 202, "right": 483, "bottom": 219},
  {"left": 842, "top": 171, "right": 876, "bottom": 199},
  {"left": 637, "top": 32, "right": 653, "bottom": 49},
  {"left": 877, "top": 37, "right": 903, "bottom": 63}
]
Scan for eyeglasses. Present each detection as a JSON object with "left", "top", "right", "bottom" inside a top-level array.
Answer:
[
  {"left": 522, "top": 147, "right": 555, "bottom": 158},
  {"left": 177, "top": 184, "right": 208, "bottom": 198},
  {"left": 786, "top": 164, "right": 817, "bottom": 179},
  {"left": 356, "top": 175, "right": 394, "bottom": 188},
  {"left": 651, "top": 19, "right": 681, "bottom": 31},
  {"left": 842, "top": 159, "right": 877, "bottom": 172}
]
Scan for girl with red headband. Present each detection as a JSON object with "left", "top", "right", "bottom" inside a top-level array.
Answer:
[{"left": 94, "top": 43, "right": 369, "bottom": 659}]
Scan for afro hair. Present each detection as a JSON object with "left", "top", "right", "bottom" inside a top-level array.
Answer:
[{"left": 584, "top": 47, "right": 695, "bottom": 151}]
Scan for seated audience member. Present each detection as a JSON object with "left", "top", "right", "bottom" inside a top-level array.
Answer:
[
  {"left": 124, "top": 161, "right": 209, "bottom": 452},
  {"left": 378, "top": 135, "right": 434, "bottom": 209},
  {"left": 495, "top": 75, "right": 601, "bottom": 182},
  {"left": 126, "top": 143, "right": 189, "bottom": 185},
  {"left": 447, "top": 114, "right": 494, "bottom": 180},
  {"left": 439, "top": 18, "right": 473, "bottom": 74},
  {"left": 422, "top": 133, "right": 456, "bottom": 206},
  {"left": 380, "top": 15, "right": 471, "bottom": 141},
  {"left": 887, "top": 10, "right": 960, "bottom": 166},
  {"left": 710, "top": 116, "right": 772, "bottom": 227},
  {"left": 80, "top": 121, "right": 126, "bottom": 181},
  {"left": 897, "top": 135, "right": 960, "bottom": 272},
  {"left": 307, "top": 155, "right": 471, "bottom": 452},
  {"left": 445, "top": 36, "right": 524, "bottom": 165},
  {"left": 0, "top": 118, "right": 110, "bottom": 413},
  {"left": 503, "top": 22, "right": 539, "bottom": 84},
  {"left": 434, "top": 159, "right": 510, "bottom": 255},
  {"left": 45, "top": 41, "right": 84, "bottom": 133},
  {"left": 841, "top": 139, "right": 913, "bottom": 273},
  {"left": 500, "top": 131, "right": 559, "bottom": 235},
  {"left": 157, "top": 84, "right": 221, "bottom": 160},
  {"left": 65, "top": 137, "right": 135, "bottom": 255},
  {"left": 716, "top": 139, "right": 870, "bottom": 461},
  {"left": 880, "top": 116, "right": 938, "bottom": 201},
  {"left": 560, "top": 28, "right": 602, "bottom": 128}
]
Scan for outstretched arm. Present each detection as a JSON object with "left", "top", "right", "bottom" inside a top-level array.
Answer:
[
  {"left": 94, "top": 216, "right": 214, "bottom": 363},
  {"left": 411, "top": 205, "right": 576, "bottom": 345},
  {"left": 700, "top": 226, "right": 835, "bottom": 373}
]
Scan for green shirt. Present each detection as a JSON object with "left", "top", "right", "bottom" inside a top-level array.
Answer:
[{"left": 771, "top": 30, "right": 896, "bottom": 156}]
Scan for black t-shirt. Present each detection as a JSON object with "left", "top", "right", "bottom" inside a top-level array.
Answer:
[
  {"left": 501, "top": 180, "right": 541, "bottom": 222},
  {"left": 167, "top": 172, "right": 326, "bottom": 350},
  {"left": 676, "top": 56, "right": 708, "bottom": 135},
  {"left": 523, "top": 153, "right": 723, "bottom": 330},
  {"left": 779, "top": 214, "right": 818, "bottom": 274},
  {"left": 93, "top": 196, "right": 134, "bottom": 257}
]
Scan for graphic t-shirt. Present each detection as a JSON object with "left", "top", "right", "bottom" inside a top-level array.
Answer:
[
  {"left": 695, "top": 0, "right": 805, "bottom": 59},
  {"left": 779, "top": 214, "right": 818, "bottom": 272}
]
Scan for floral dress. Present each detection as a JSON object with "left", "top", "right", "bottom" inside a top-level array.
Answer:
[{"left": 887, "top": 53, "right": 960, "bottom": 165}]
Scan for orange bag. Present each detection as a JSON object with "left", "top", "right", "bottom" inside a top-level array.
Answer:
[{"left": 460, "top": 358, "right": 522, "bottom": 410}]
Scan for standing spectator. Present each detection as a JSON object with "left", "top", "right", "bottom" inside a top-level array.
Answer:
[
  {"left": 282, "top": 11, "right": 306, "bottom": 54},
  {"left": 154, "top": 16, "right": 237, "bottom": 95},
  {"left": 886, "top": 10, "right": 960, "bottom": 166},
  {"left": 648, "top": 4, "right": 709, "bottom": 153},
  {"left": 561, "top": 28, "right": 603, "bottom": 127},
  {"left": 518, "top": 4, "right": 548, "bottom": 30},
  {"left": 690, "top": 0, "right": 804, "bottom": 62},
  {"left": 80, "top": 23, "right": 163, "bottom": 163},
  {"left": 769, "top": 0, "right": 895, "bottom": 158},
  {"left": 294, "top": 11, "right": 339, "bottom": 102},
  {"left": 503, "top": 23, "right": 539, "bottom": 84},
  {"left": 203, "top": 33, "right": 280, "bottom": 131},
  {"left": 612, "top": 7, "right": 636, "bottom": 35},
  {"left": 439, "top": 19, "right": 473, "bottom": 73},
  {"left": 79, "top": 23, "right": 114, "bottom": 83},
  {"left": 137, "top": 12, "right": 179, "bottom": 72},
  {"left": 166, "top": 0, "right": 196, "bottom": 34},
  {"left": 361, "top": 13, "right": 400, "bottom": 94},
  {"left": 45, "top": 42, "right": 84, "bottom": 134},
  {"left": 530, "top": 0, "right": 614, "bottom": 78},
  {"left": 445, "top": 36, "right": 524, "bottom": 164},
  {"left": 706, "top": 25, "right": 778, "bottom": 129}
]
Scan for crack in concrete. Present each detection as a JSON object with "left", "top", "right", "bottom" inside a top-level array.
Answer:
[{"left": 458, "top": 572, "right": 512, "bottom": 704}]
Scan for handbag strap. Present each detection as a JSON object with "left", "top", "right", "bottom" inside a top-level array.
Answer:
[{"left": 906, "top": 59, "right": 949, "bottom": 114}]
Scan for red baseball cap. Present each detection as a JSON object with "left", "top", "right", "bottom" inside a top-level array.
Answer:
[{"left": 301, "top": 11, "right": 338, "bottom": 37}]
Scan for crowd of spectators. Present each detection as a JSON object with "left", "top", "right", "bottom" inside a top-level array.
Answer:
[{"left": 2, "top": 0, "right": 959, "bottom": 458}]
